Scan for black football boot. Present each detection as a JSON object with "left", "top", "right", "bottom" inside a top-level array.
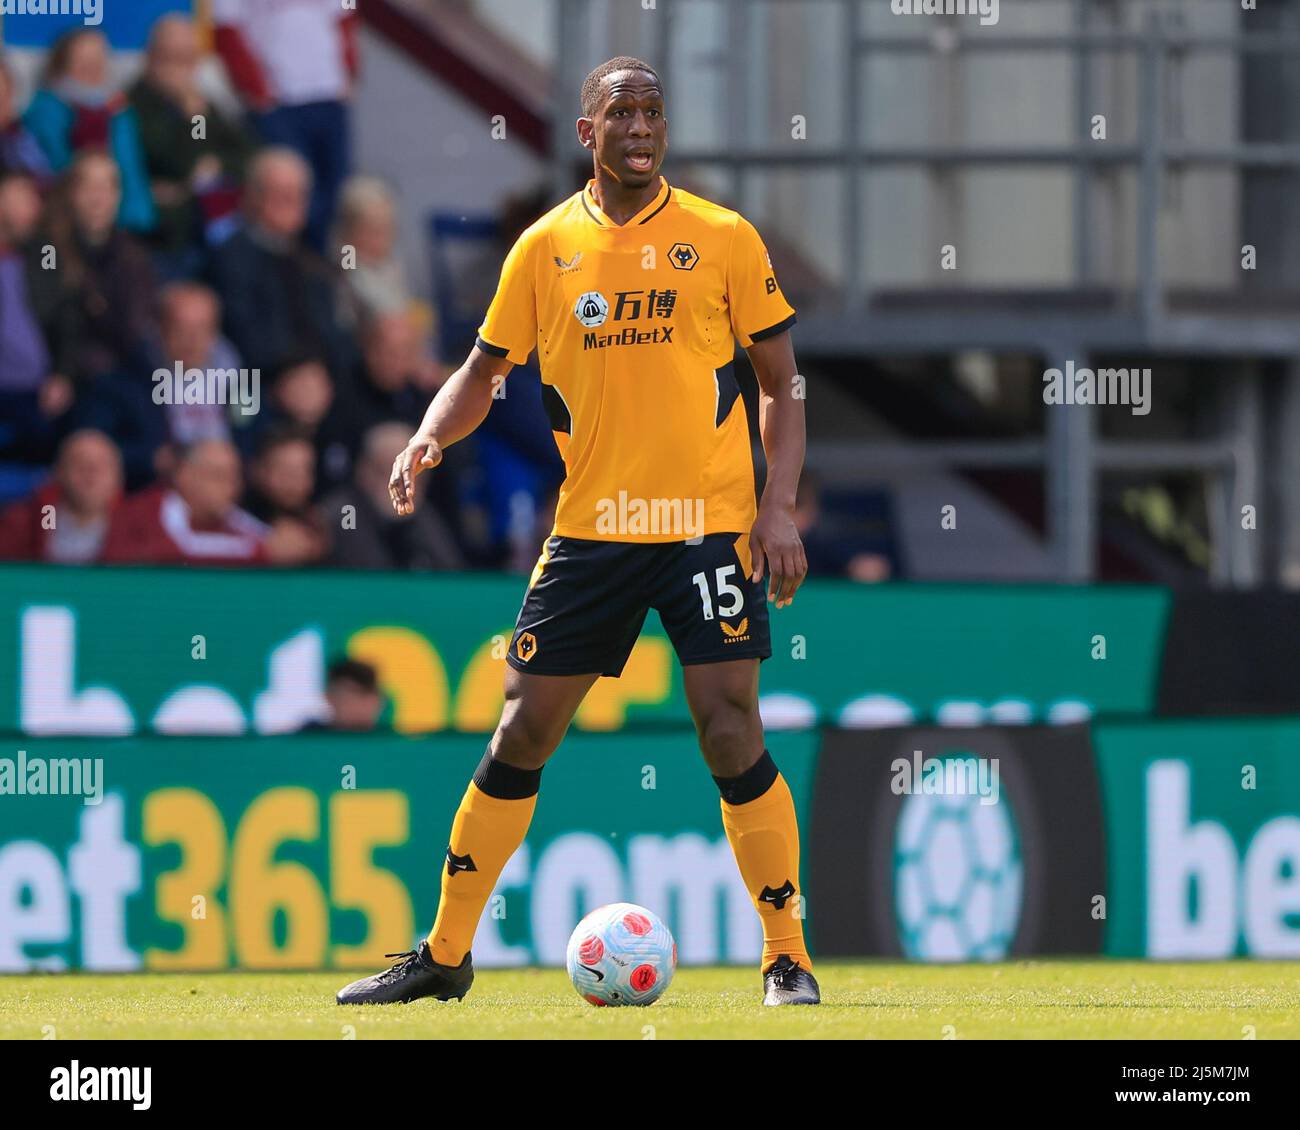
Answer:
[
  {"left": 762, "top": 955, "right": 821, "bottom": 1006},
  {"left": 336, "top": 940, "right": 474, "bottom": 1005}
]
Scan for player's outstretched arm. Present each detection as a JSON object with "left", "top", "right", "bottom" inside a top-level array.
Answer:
[
  {"left": 389, "top": 345, "right": 514, "bottom": 515},
  {"left": 746, "top": 330, "right": 808, "bottom": 608}
]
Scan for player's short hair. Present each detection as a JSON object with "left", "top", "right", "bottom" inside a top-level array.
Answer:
[{"left": 580, "top": 56, "right": 662, "bottom": 118}]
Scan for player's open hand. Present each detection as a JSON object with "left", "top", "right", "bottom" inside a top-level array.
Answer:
[
  {"left": 749, "top": 504, "right": 808, "bottom": 608},
  {"left": 389, "top": 436, "right": 442, "bottom": 516}
]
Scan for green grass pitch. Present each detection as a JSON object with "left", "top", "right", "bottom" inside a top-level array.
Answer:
[{"left": 2, "top": 962, "right": 1298, "bottom": 1039}]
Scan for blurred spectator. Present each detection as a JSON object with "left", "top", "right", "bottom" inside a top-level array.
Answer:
[
  {"left": 338, "top": 312, "right": 434, "bottom": 437},
  {"left": 213, "top": 0, "right": 359, "bottom": 251},
  {"left": 333, "top": 175, "right": 412, "bottom": 327},
  {"left": 129, "top": 15, "right": 252, "bottom": 269},
  {"left": 23, "top": 29, "right": 155, "bottom": 232},
  {"left": 794, "top": 473, "right": 893, "bottom": 582},
  {"left": 74, "top": 282, "right": 237, "bottom": 488},
  {"left": 0, "top": 168, "right": 42, "bottom": 244},
  {"left": 210, "top": 147, "right": 350, "bottom": 376},
  {"left": 101, "top": 437, "right": 268, "bottom": 565},
  {"left": 475, "top": 360, "right": 566, "bottom": 567},
  {"left": 37, "top": 150, "right": 158, "bottom": 383},
  {"left": 244, "top": 425, "right": 328, "bottom": 566},
  {"left": 445, "top": 185, "right": 564, "bottom": 565},
  {"left": 245, "top": 426, "right": 314, "bottom": 522},
  {"left": 508, "top": 487, "right": 558, "bottom": 574},
  {"left": 322, "top": 421, "right": 465, "bottom": 571},
  {"left": 152, "top": 283, "right": 240, "bottom": 445},
  {"left": 336, "top": 312, "right": 469, "bottom": 537},
  {"left": 447, "top": 184, "right": 552, "bottom": 358},
  {"left": 320, "top": 658, "right": 383, "bottom": 732},
  {"left": 0, "top": 429, "right": 122, "bottom": 562},
  {"left": 257, "top": 351, "right": 352, "bottom": 493},
  {"left": 0, "top": 172, "right": 53, "bottom": 400},
  {"left": 265, "top": 352, "right": 333, "bottom": 430},
  {"left": 0, "top": 55, "right": 53, "bottom": 183},
  {"left": 0, "top": 170, "right": 69, "bottom": 464}
]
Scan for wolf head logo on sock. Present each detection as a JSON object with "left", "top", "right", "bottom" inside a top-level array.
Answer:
[
  {"left": 445, "top": 849, "right": 478, "bottom": 876},
  {"left": 758, "top": 880, "right": 796, "bottom": 911}
]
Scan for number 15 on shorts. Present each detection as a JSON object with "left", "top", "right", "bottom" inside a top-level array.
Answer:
[{"left": 692, "top": 565, "right": 745, "bottom": 621}]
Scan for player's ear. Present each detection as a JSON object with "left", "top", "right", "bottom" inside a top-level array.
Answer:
[{"left": 576, "top": 117, "right": 595, "bottom": 151}]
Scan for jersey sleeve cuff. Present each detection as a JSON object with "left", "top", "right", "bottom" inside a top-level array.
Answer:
[
  {"left": 475, "top": 334, "right": 528, "bottom": 365},
  {"left": 745, "top": 312, "right": 797, "bottom": 345}
]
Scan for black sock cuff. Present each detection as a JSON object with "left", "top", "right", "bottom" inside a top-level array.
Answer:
[
  {"left": 713, "top": 750, "right": 779, "bottom": 805},
  {"left": 472, "top": 751, "right": 542, "bottom": 800}
]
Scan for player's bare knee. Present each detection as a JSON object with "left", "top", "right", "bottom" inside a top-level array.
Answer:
[
  {"left": 491, "top": 706, "right": 564, "bottom": 769},
  {"left": 696, "top": 701, "right": 761, "bottom": 776}
]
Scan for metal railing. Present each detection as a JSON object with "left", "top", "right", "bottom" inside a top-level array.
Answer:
[{"left": 548, "top": 0, "right": 1298, "bottom": 585}]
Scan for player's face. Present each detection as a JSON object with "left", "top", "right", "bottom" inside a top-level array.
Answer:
[{"left": 592, "top": 73, "right": 666, "bottom": 188}]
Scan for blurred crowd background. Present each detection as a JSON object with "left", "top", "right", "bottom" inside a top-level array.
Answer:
[
  {"left": 0, "top": 0, "right": 888, "bottom": 580},
  {"left": 1, "top": 0, "right": 1298, "bottom": 588},
  {"left": 0, "top": 3, "right": 562, "bottom": 575}
]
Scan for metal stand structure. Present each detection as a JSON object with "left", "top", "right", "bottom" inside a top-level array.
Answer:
[{"left": 550, "top": 0, "right": 1300, "bottom": 585}]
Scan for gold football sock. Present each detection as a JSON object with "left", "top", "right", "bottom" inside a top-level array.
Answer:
[
  {"left": 717, "top": 751, "right": 813, "bottom": 972},
  {"left": 427, "top": 753, "right": 539, "bottom": 967}
]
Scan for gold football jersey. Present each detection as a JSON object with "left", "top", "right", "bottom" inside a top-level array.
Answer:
[{"left": 477, "top": 177, "right": 796, "bottom": 542}]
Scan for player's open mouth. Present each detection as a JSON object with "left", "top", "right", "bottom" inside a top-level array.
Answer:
[{"left": 626, "top": 151, "right": 655, "bottom": 173}]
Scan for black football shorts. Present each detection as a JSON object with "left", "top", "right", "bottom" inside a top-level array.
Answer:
[{"left": 506, "top": 532, "right": 772, "bottom": 677}]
